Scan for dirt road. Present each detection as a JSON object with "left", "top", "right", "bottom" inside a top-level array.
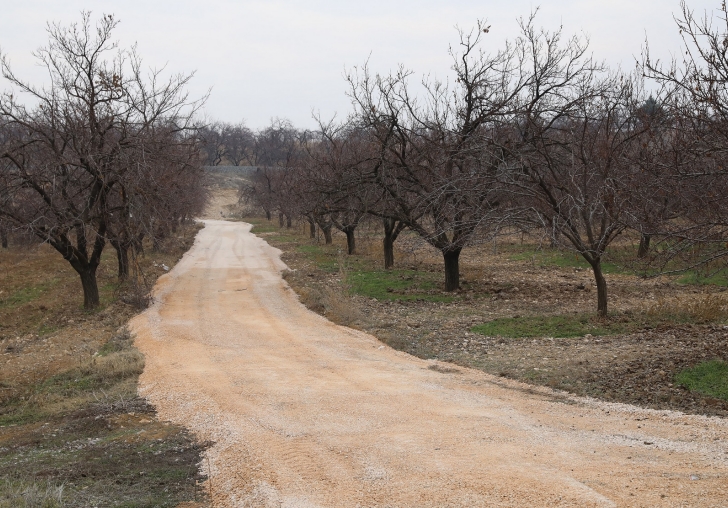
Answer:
[{"left": 130, "top": 220, "right": 728, "bottom": 507}]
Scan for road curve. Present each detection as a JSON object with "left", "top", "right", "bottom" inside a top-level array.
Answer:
[{"left": 130, "top": 220, "right": 728, "bottom": 507}]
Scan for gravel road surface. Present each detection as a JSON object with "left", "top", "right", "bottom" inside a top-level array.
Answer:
[{"left": 130, "top": 220, "right": 728, "bottom": 507}]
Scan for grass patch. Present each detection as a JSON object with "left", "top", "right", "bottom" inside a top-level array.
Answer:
[
  {"left": 508, "top": 249, "right": 625, "bottom": 275},
  {"left": 0, "top": 221, "right": 208, "bottom": 507},
  {"left": 472, "top": 314, "right": 631, "bottom": 338},
  {"left": 348, "top": 269, "right": 454, "bottom": 302},
  {"left": 677, "top": 269, "right": 728, "bottom": 287},
  {"left": 0, "top": 283, "right": 54, "bottom": 309},
  {"left": 296, "top": 244, "right": 339, "bottom": 272},
  {"left": 675, "top": 360, "right": 728, "bottom": 401},
  {"left": 246, "top": 218, "right": 280, "bottom": 234}
]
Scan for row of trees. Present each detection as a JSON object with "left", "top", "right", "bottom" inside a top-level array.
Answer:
[
  {"left": 0, "top": 13, "right": 207, "bottom": 308},
  {"left": 199, "top": 118, "right": 305, "bottom": 169},
  {"left": 242, "top": 3, "right": 728, "bottom": 318}
]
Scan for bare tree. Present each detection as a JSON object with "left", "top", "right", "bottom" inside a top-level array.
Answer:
[
  {"left": 0, "top": 13, "right": 204, "bottom": 307},
  {"left": 347, "top": 21, "right": 527, "bottom": 290},
  {"left": 640, "top": 0, "right": 728, "bottom": 275},
  {"left": 508, "top": 14, "right": 654, "bottom": 317},
  {"left": 222, "top": 122, "right": 255, "bottom": 166},
  {"left": 200, "top": 122, "right": 225, "bottom": 166}
]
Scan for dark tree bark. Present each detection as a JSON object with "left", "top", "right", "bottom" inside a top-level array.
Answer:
[
  {"left": 110, "top": 239, "right": 130, "bottom": 280},
  {"left": 637, "top": 234, "right": 651, "bottom": 258},
  {"left": 1, "top": 228, "right": 7, "bottom": 249},
  {"left": 307, "top": 217, "right": 316, "bottom": 238},
  {"left": 57, "top": 224, "right": 107, "bottom": 309},
  {"left": 588, "top": 258, "right": 608, "bottom": 317},
  {"left": 77, "top": 266, "right": 101, "bottom": 309},
  {"left": 443, "top": 248, "right": 462, "bottom": 291},
  {"left": 382, "top": 218, "right": 405, "bottom": 269},
  {"left": 286, "top": 214, "right": 292, "bottom": 228},
  {"left": 314, "top": 216, "right": 334, "bottom": 245},
  {"left": 278, "top": 212, "right": 284, "bottom": 228},
  {"left": 343, "top": 225, "right": 356, "bottom": 255},
  {"left": 322, "top": 224, "right": 333, "bottom": 244},
  {"left": 264, "top": 208, "right": 272, "bottom": 221}
]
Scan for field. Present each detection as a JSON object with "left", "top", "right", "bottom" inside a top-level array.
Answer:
[
  {"left": 238, "top": 214, "right": 728, "bottom": 417},
  {"left": 0, "top": 226, "right": 209, "bottom": 508}
]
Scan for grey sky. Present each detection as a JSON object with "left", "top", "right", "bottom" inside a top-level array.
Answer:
[{"left": 0, "top": 1, "right": 719, "bottom": 129}]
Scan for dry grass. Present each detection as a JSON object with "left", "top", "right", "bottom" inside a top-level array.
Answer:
[
  {"left": 293, "top": 284, "right": 362, "bottom": 327},
  {"left": 0, "top": 479, "right": 64, "bottom": 508},
  {"left": 645, "top": 293, "right": 728, "bottom": 323}
]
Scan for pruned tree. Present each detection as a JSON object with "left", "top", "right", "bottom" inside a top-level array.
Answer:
[
  {"left": 0, "top": 12, "right": 205, "bottom": 307},
  {"left": 347, "top": 21, "right": 527, "bottom": 290},
  {"left": 508, "top": 14, "right": 655, "bottom": 317},
  {"left": 305, "top": 120, "right": 378, "bottom": 255}
]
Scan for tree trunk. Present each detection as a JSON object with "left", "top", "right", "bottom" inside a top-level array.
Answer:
[
  {"left": 637, "top": 234, "right": 651, "bottom": 258},
  {"left": 383, "top": 235, "right": 395, "bottom": 269},
  {"left": 589, "top": 258, "right": 608, "bottom": 317},
  {"left": 286, "top": 215, "right": 292, "bottom": 228},
  {"left": 278, "top": 212, "right": 284, "bottom": 228},
  {"left": 1, "top": 228, "right": 7, "bottom": 249},
  {"left": 265, "top": 209, "right": 272, "bottom": 221},
  {"left": 443, "top": 248, "right": 462, "bottom": 291},
  {"left": 308, "top": 218, "right": 316, "bottom": 239},
  {"left": 322, "top": 224, "right": 333, "bottom": 244},
  {"left": 383, "top": 218, "right": 397, "bottom": 269},
  {"left": 344, "top": 226, "right": 356, "bottom": 255},
  {"left": 76, "top": 265, "right": 101, "bottom": 309},
  {"left": 111, "top": 240, "right": 130, "bottom": 280}
]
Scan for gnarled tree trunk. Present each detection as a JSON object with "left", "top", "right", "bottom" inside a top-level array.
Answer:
[{"left": 77, "top": 266, "right": 101, "bottom": 309}]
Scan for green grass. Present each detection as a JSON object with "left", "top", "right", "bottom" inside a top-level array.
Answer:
[
  {"left": 508, "top": 249, "right": 625, "bottom": 275},
  {"left": 296, "top": 244, "right": 340, "bottom": 272},
  {"left": 247, "top": 218, "right": 279, "bottom": 234},
  {"left": 471, "top": 314, "right": 632, "bottom": 338},
  {"left": 677, "top": 269, "right": 728, "bottom": 287},
  {"left": 675, "top": 360, "right": 728, "bottom": 401},
  {"left": 0, "top": 283, "right": 52, "bottom": 308},
  {"left": 348, "top": 269, "right": 454, "bottom": 302}
]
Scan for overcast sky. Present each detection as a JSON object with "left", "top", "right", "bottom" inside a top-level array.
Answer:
[{"left": 0, "top": 1, "right": 720, "bottom": 129}]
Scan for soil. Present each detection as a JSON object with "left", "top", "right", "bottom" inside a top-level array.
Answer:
[{"left": 131, "top": 219, "right": 728, "bottom": 507}]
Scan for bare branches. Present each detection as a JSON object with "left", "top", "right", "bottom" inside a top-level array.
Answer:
[{"left": 0, "top": 13, "right": 205, "bottom": 307}]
